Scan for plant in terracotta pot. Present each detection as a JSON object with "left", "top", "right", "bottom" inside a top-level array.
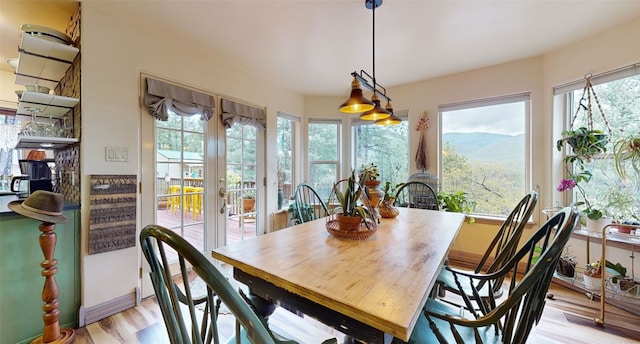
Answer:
[
  {"left": 330, "top": 170, "right": 374, "bottom": 231},
  {"left": 358, "top": 164, "right": 385, "bottom": 219},
  {"left": 358, "top": 163, "right": 380, "bottom": 187},
  {"left": 243, "top": 190, "right": 256, "bottom": 212}
]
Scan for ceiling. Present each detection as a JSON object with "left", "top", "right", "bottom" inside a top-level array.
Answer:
[{"left": 3, "top": 0, "right": 640, "bottom": 97}]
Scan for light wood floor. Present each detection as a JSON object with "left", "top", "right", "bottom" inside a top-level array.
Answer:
[{"left": 72, "top": 277, "right": 640, "bottom": 344}]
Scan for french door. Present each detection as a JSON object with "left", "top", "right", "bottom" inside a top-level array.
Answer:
[
  {"left": 140, "top": 82, "right": 264, "bottom": 297},
  {"left": 225, "top": 123, "right": 260, "bottom": 243}
]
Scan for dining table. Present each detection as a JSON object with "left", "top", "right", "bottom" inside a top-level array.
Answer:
[{"left": 211, "top": 207, "right": 465, "bottom": 343}]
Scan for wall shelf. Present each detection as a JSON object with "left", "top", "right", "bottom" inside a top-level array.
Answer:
[
  {"left": 10, "top": 29, "right": 80, "bottom": 151},
  {"left": 14, "top": 33, "right": 79, "bottom": 90},
  {"left": 17, "top": 91, "right": 78, "bottom": 118},
  {"left": 15, "top": 136, "right": 78, "bottom": 150}
]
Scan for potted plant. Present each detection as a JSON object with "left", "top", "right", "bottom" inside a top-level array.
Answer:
[
  {"left": 583, "top": 260, "right": 626, "bottom": 290},
  {"left": 583, "top": 261, "right": 603, "bottom": 290},
  {"left": 243, "top": 190, "right": 255, "bottom": 212},
  {"left": 330, "top": 170, "right": 374, "bottom": 231},
  {"left": 602, "top": 184, "right": 638, "bottom": 233},
  {"left": 378, "top": 181, "right": 402, "bottom": 218},
  {"left": 556, "top": 127, "right": 608, "bottom": 166},
  {"left": 358, "top": 163, "right": 382, "bottom": 188},
  {"left": 613, "top": 133, "right": 640, "bottom": 180},
  {"left": 437, "top": 190, "right": 477, "bottom": 223},
  {"left": 287, "top": 202, "right": 314, "bottom": 225}
]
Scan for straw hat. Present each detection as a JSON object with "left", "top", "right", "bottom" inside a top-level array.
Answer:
[{"left": 8, "top": 190, "right": 69, "bottom": 223}]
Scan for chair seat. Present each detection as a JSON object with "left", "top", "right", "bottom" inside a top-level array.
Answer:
[
  {"left": 394, "top": 298, "right": 500, "bottom": 344},
  {"left": 436, "top": 268, "right": 504, "bottom": 299}
]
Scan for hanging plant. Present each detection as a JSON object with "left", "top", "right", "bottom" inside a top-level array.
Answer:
[
  {"left": 613, "top": 133, "right": 640, "bottom": 179},
  {"left": 555, "top": 74, "right": 613, "bottom": 220},
  {"left": 556, "top": 127, "right": 608, "bottom": 165}
]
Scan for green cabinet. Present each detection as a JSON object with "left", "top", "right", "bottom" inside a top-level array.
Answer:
[{"left": 0, "top": 209, "right": 80, "bottom": 344}]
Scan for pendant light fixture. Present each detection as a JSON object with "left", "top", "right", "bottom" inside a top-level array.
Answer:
[
  {"left": 339, "top": 0, "right": 396, "bottom": 124},
  {"left": 339, "top": 76, "right": 375, "bottom": 113},
  {"left": 375, "top": 100, "right": 401, "bottom": 125}
]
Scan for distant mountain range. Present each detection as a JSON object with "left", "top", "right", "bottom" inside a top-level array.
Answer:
[{"left": 442, "top": 132, "right": 525, "bottom": 164}]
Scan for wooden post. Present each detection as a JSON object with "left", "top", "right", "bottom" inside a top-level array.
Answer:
[{"left": 30, "top": 221, "right": 74, "bottom": 344}]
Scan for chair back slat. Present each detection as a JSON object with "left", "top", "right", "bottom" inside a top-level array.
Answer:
[
  {"left": 478, "top": 191, "right": 538, "bottom": 274},
  {"left": 423, "top": 207, "right": 578, "bottom": 344},
  {"left": 490, "top": 207, "right": 578, "bottom": 343},
  {"left": 292, "top": 183, "right": 329, "bottom": 224},
  {"left": 394, "top": 181, "right": 439, "bottom": 210},
  {"left": 141, "top": 225, "right": 278, "bottom": 344}
]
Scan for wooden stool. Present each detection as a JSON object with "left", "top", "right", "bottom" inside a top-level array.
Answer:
[
  {"left": 168, "top": 185, "right": 181, "bottom": 214},
  {"left": 184, "top": 186, "right": 203, "bottom": 220}
]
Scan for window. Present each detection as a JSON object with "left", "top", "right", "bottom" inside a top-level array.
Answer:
[
  {"left": 556, "top": 65, "right": 640, "bottom": 222},
  {"left": 440, "top": 94, "right": 530, "bottom": 217},
  {"left": 308, "top": 119, "right": 341, "bottom": 200},
  {"left": 277, "top": 113, "right": 298, "bottom": 209},
  {"left": 353, "top": 111, "right": 409, "bottom": 185}
]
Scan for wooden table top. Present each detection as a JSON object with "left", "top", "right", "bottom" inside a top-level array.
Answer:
[{"left": 211, "top": 208, "right": 465, "bottom": 341}]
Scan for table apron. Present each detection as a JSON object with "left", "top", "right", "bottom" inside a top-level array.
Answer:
[{"left": 234, "top": 269, "right": 393, "bottom": 344}]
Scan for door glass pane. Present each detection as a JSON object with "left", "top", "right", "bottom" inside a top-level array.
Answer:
[
  {"left": 226, "top": 123, "right": 258, "bottom": 243},
  {"left": 155, "top": 111, "right": 206, "bottom": 258}
]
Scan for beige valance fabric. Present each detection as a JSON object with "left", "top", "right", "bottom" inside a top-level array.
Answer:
[
  {"left": 144, "top": 78, "right": 215, "bottom": 121},
  {"left": 221, "top": 98, "right": 266, "bottom": 130}
]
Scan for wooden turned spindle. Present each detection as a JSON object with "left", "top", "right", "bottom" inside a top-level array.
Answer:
[{"left": 31, "top": 221, "right": 74, "bottom": 344}]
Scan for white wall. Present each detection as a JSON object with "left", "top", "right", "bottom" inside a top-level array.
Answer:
[{"left": 80, "top": 2, "right": 304, "bottom": 309}]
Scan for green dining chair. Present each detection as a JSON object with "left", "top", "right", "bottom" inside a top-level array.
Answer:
[
  {"left": 394, "top": 181, "right": 439, "bottom": 210},
  {"left": 141, "top": 224, "right": 336, "bottom": 344},
  {"left": 292, "top": 183, "right": 329, "bottom": 224},
  {"left": 395, "top": 207, "right": 578, "bottom": 344},
  {"left": 435, "top": 191, "right": 538, "bottom": 317}
]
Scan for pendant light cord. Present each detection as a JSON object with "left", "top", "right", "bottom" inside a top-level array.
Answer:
[{"left": 372, "top": 0, "right": 376, "bottom": 91}]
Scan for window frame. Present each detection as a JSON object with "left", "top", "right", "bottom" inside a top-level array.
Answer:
[
  {"left": 351, "top": 110, "right": 410, "bottom": 184},
  {"left": 307, "top": 118, "right": 342, "bottom": 199},
  {"left": 438, "top": 93, "right": 532, "bottom": 218},
  {"left": 553, "top": 64, "right": 640, "bottom": 219},
  {"left": 276, "top": 112, "right": 300, "bottom": 210}
]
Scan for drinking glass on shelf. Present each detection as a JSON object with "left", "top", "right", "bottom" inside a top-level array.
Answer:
[
  {"left": 20, "top": 108, "right": 41, "bottom": 136},
  {"left": 41, "top": 114, "right": 56, "bottom": 137},
  {"left": 58, "top": 115, "right": 71, "bottom": 138}
]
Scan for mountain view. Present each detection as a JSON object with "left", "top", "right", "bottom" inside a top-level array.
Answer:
[{"left": 442, "top": 132, "right": 525, "bottom": 164}]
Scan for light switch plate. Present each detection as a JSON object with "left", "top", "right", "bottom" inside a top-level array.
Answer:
[{"left": 105, "top": 146, "right": 129, "bottom": 162}]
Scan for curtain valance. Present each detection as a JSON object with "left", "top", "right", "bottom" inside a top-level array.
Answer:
[
  {"left": 144, "top": 78, "right": 215, "bottom": 121},
  {"left": 221, "top": 98, "right": 266, "bottom": 130}
]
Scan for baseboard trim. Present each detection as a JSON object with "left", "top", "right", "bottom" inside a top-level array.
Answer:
[
  {"left": 447, "top": 250, "right": 484, "bottom": 270},
  {"left": 78, "top": 288, "right": 139, "bottom": 327}
]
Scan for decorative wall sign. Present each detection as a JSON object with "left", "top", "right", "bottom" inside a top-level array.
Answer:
[{"left": 88, "top": 175, "right": 137, "bottom": 254}]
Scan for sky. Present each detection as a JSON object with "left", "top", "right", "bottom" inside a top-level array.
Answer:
[{"left": 440, "top": 102, "right": 526, "bottom": 136}]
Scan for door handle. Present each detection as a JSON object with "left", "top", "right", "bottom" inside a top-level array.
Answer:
[{"left": 219, "top": 187, "right": 226, "bottom": 214}]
